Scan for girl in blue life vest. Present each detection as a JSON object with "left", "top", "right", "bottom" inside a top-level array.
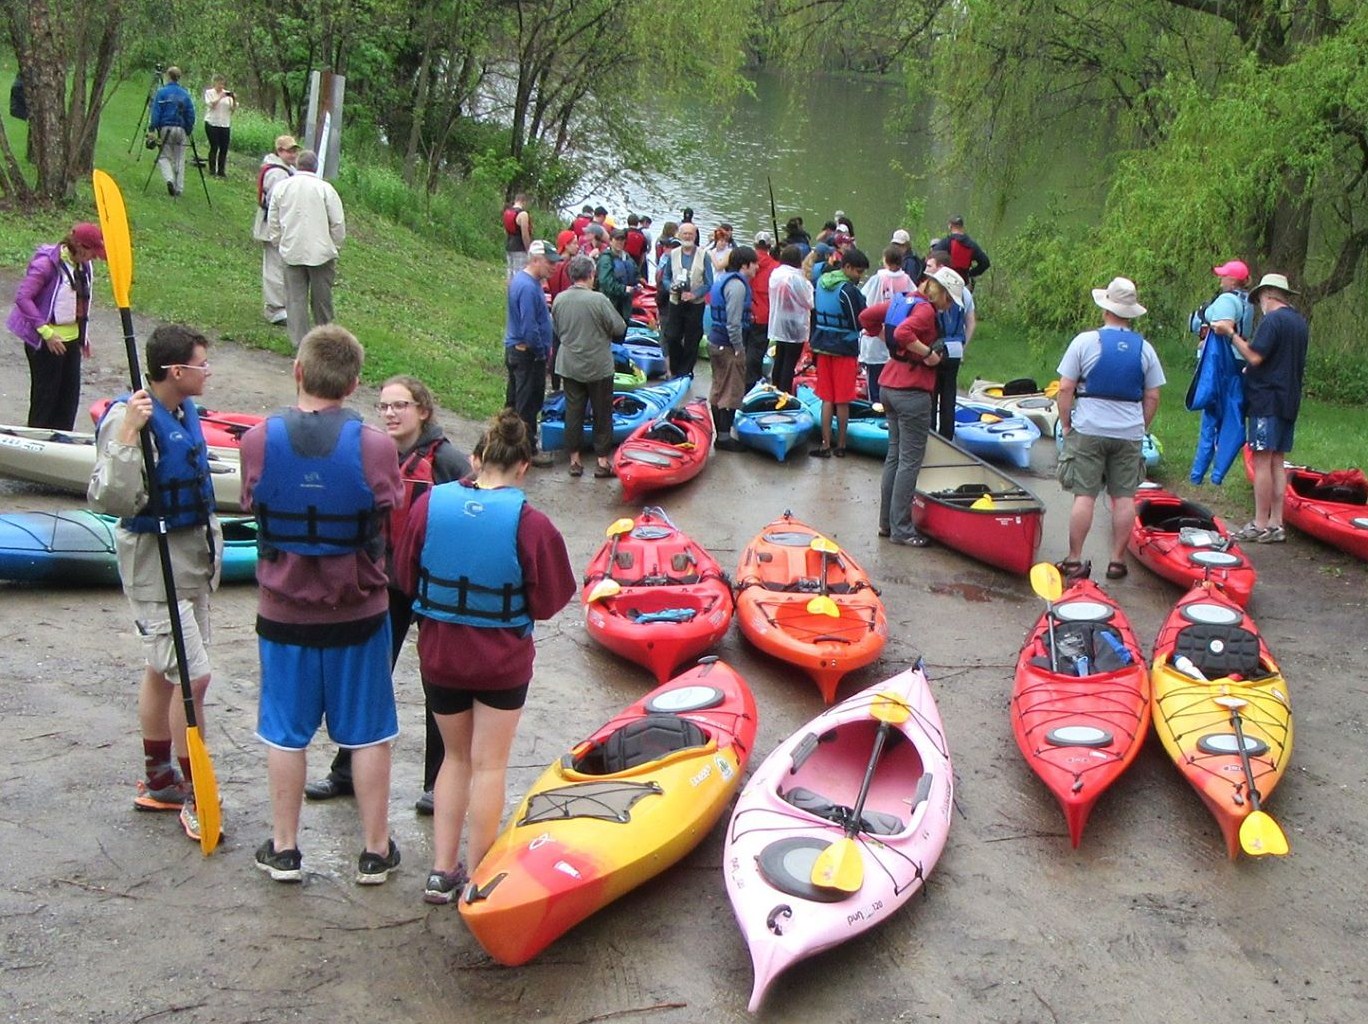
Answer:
[{"left": 396, "top": 408, "right": 576, "bottom": 905}]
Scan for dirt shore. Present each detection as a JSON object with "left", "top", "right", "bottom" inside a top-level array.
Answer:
[{"left": 2, "top": 295, "right": 1366, "bottom": 1024}]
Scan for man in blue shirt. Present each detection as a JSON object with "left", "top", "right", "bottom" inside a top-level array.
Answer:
[
  {"left": 505, "top": 240, "right": 559, "bottom": 466},
  {"left": 150, "top": 67, "right": 196, "bottom": 198}
]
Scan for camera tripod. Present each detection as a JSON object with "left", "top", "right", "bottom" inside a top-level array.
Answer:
[
  {"left": 142, "top": 128, "right": 212, "bottom": 207},
  {"left": 128, "top": 65, "right": 163, "bottom": 156}
]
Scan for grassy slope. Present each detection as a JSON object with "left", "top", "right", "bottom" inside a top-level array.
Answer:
[{"left": 0, "top": 74, "right": 511, "bottom": 415}]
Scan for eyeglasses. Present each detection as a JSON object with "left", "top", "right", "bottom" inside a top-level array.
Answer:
[
  {"left": 375, "top": 401, "right": 415, "bottom": 413},
  {"left": 168, "top": 363, "right": 211, "bottom": 373}
]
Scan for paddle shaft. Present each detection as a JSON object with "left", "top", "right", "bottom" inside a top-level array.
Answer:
[
  {"left": 1045, "top": 599, "right": 1059, "bottom": 674},
  {"left": 1225, "top": 703, "right": 1265, "bottom": 810},
  {"left": 846, "top": 719, "right": 892, "bottom": 838},
  {"left": 767, "top": 175, "right": 780, "bottom": 244},
  {"left": 118, "top": 309, "right": 202, "bottom": 733}
]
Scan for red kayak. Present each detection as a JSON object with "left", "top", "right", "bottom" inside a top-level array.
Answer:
[
  {"left": 613, "top": 399, "right": 713, "bottom": 503},
  {"left": 1127, "top": 482, "right": 1257, "bottom": 606},
  {"left": 1012, "top": 579, "right": 1151, "bottom": 846},
  {"left": 90, "top": 398, "right": 261, "bottom": 449},
  {"left": 1242, "top": 447, "right": 1368, "bottom": 561},
  {"left": 582, "top": 509, "right": 734, "bottom": 683}
]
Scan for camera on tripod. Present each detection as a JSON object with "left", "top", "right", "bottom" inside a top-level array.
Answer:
[{"left": 145, "top": 130, "right": 158, "bottom": 150}]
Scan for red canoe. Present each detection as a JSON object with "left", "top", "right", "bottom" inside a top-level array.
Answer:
[
  {"left": 1242, "top": 447, "right": 1368, "bottom": 561},
  {"left": 613, "top": 399, "right": 713, "bottom": 503},
  {"left": 911, "top": 432, "right": 1044, "bottom": 575},
  {"left": 1012, "top": 579, "right": 1151, "bottom": 846},
  {"left": 90, "top": 398, "right": 261, "bottom": 449},
  {"left": 582, "top": 509, "right": 734, "bottom": 683},
  {"left": 1127, "top": 482, "right": 1257, "bottom": 606}
]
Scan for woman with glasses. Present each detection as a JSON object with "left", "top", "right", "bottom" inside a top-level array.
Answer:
[{"left": 305, "top": 375, "right": 472, "bottom": 815}]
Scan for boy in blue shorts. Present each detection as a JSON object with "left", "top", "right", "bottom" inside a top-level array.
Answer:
[{"left": 239, "top": 325, "right": 403, "bottom": 882}]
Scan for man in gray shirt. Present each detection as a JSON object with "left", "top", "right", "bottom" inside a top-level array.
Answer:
[
  {"left": 1054, "top": 277, "right": 1166, "bottom": 583},
  {"left": 552, "top": 255, "right": 625, "bottom": 477}
]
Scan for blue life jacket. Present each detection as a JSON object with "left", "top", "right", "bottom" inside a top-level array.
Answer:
[
  {"left": 252, "top": 412, "right": 384, "bottom": 556},
  {"left": 883, "top": 293, "right": 930, "bottom": 362},
  {"left": 413, "top": 484, "right": 532, "bottom": 633},
  {"left": 811, "top": 278, "right": 860, "bottom": 356},
  {"left": 937, "top": 300, "right": 967, "bottom": 346},
  {"left": 706, "top": 271, "right": 753, "bottom": 347},
  {"left": 613, "top": 255, "right": 639, "bottom": 288},
  {"left": 1078, "top": 327, "right": 1145, "bottom": 402},
  {"left": 101, "top": 394, "right": 215, "bottom": 534}
]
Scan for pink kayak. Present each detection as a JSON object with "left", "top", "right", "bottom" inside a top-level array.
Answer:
[{"left": 723, "top": 663, "right": 953, "bottom": 1012}]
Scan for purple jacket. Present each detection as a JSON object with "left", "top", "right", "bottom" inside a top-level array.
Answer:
[{"left": 7, "top": 244, "right": 93, "bottom": 350}]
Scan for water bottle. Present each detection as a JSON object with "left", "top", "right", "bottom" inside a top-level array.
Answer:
[
  {"left": 1075, "top": 656, "right": 1091, "bottom": 677},
  {"left": 1100, "top": 631, "right": 1133, "bottom": 666},
  {"left": 1173, "top": 655, "right": 1208, "bottom": 681}
]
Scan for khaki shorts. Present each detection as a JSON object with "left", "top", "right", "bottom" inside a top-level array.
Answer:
[
  {"left": 1057, "top": 431, "right": 1144, "bottom": 498},
  {"left": 129, "top": 594, "right": 212, "bottom": 682}
]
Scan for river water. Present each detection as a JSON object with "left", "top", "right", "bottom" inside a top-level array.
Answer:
[{"left": 569, "top": 69, "right": 1110, "bottom": 259}]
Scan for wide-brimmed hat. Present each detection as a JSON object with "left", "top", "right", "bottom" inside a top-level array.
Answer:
[
  {"left": 927, "top": 266, "right": 966, "bottom": 308},
  {"left": 1092, "top": 277, "right": 1146, "bottom": 318},
  {"left": 1249, "top": 272, "right": 1298, "bottom": 302},
  {"left": 1212, "top": 259, "right": 1250, "bottom": 280}
]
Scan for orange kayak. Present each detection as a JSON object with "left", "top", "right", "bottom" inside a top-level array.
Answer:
[{"left": 734, "top": 513, "right": 887, "bottom": 703}]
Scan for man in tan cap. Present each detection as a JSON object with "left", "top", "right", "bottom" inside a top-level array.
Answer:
[
  {"left": 1211, "top": 272, "right": 1309, "bottom": 543},
  {"left": 1054, "top": 277, "right": 1166, "bottom": 582},
  {"left": 252, "top": 135, "right": 301, "bottom": 324}
]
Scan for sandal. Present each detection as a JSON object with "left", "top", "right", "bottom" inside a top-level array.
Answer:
[
  {"left": 833, "top": 446, "right": 847, "bottom": 458},
  {"left": 1055, "top": 559, "right": 1092, "bottom": 583},
  {"left": 1106, "top": 560, "right": 1128, "bottom": 580},
  {"left": 568, "top": 462, "right": 584, "bottom": 478},
  {"left": 809, "top": 446, "right": 832, "bottom": 459},
  {"left": 594, "top": 463, "right": 615, "bottom": 479}
]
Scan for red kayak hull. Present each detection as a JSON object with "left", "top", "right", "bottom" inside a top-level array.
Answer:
[
  {"left": 613, "top": 398, "right": 713, "bottom": 503},
  {"left": 1127, "top": 483, "right": 1257, "bottom": 606},
  {"left": 1012, "top": 579, "right": 1150, "bottom": 846},
  {"left": 1242, "top": 447, "right": 1368, "bottom": 560},
  {"left": 90, "top": 398, "right": 260, "bottom": 449},
  {"left": 582, "top": 509, "right": 734, "bottom": 682}
]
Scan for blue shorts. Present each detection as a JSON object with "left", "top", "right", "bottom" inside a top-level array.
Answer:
[
  {"left": 1247, "top": 416, "right": 1295, "bottom": 454},
  {"left": 256, "top": 622, "right": 399, "bottom": 751}
]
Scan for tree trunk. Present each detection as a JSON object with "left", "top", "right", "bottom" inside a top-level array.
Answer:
[
  {"left": 1261, "top": 172, "right": 1311, "bottom": 282},
  {"left": 18, "top": 0, "right": 72, "bottom": 199},
  {"left": 403, "top": 9, "right": 439, "bottom": 186},
  {"left": 0, "top": 116, "right": 33, "bottom": 200}
]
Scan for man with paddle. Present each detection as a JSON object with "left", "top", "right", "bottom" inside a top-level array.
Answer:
[{"left": 90, "top": 324, "right": 223, "bottom": 845}]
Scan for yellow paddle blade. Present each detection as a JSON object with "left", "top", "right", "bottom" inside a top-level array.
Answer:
[
  {"left": 870, "top": 691, "right": 911, "bottom": 724},
  {"left": 1240, "top": 810, "right": 1289, "bottom": 857},
  {"left": 806, "top": 595, "right": 840, "bottom": 617},
  {"left": 774, "top": 393, "right": 788, "bottom": 409},
  {"left": 1044, "top": 379, "right": 1061, "bottom": 398},
  {"left": 606, "top": 517, "right": 635, "bottom": 537},
  {"left": 970, "top": 495, "right": 996, "bottom": 510},
  {"left": 810, "top": 836, "right": 862, "bottom": 892},
  {"left": 980, "top": 413, "right": 1003, "bottom": 424},
  {"left": 809, "top": 536, "right": 840, "bottom": 555},
  {"left": 1029, "top": 562, "right": 1063, "bottom": 602},
  {"left": 92, "top": 170, "right": 133, "bottom": 308},
  {"left": 586, "top": 578, "right": 622, "bottom": 602},
  {"left": 187, "top": 726, "right": 222, "bottom": 855}
]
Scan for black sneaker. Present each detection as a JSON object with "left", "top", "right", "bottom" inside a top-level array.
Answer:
[
  {"left": 255, "top": 840, "right": 303, "bottom": 882},
  {"left": 423, "top": 865, "right": 468, "bottom": 905},
  {"left": 356, "top": 838, "right": 401, "bottom": 885},
  {"left": 304, "top": 776, "right": 354, "bottom": 801},
  {"left": 414, "top": 790, "right": 434, "bottom": 816}
]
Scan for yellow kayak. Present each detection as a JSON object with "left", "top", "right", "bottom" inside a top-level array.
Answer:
[{"left": 1151, "top": 584, "right": 1293, "bottom": 858}]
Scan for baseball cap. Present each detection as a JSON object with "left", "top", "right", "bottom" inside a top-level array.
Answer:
[
  {"left": 1212, "top": 259, "right": 1250, "bottom": 280},
  {"left": 753, "top": 230, "right": 774, "bottom": 247},
  {"left": 69, "top": 222, "right": 106, "bottom": 259},
  {"left": 528, "top": 240, "right": 562, "bottom": 262},
  {"left": 890, "top": 229, "right": 911, "bottom": 245},
  {"left": 833, "top": 232, "right": 853, "bottom": 248},
  {"left": 275, "top": 135, "right": 301, "bottom": 152},
  {"left": 611, "top": 227, "right": 629, "bottom": 240}
]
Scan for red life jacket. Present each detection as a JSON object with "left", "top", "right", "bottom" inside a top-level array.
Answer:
[
  {"left": 624, "top": 227, "right": 648, "bottom": 261},
  {"left": 390, "top": 438, "right": 444, "bottom": 546},
  {"left": 948, "top": 236, "right": 974, "bottom": 276},
  {"left": 502, "top": 205, "right": 521, "bottom": 236}
]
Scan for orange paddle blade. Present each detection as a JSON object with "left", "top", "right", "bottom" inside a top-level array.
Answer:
[
  {"left": 187, "top": 726, "right": 222, "bottom": 855},
  {"left": 91, "top": 170, "right": 133, "bottom": 308}
]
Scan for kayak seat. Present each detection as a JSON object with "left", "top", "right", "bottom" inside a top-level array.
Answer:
[
  {"left": 1001, "top": 377, "right": 1041, "bottom": 396},
  {"left": 644, "top": 422, "right": 689, "bottom": 445},
  {"left": 1137, "top": 498, "right": 1216, "bottom": 532},
  {"left": 571, "top": 714, "right": 709, "bottom": 775},
  {"left": 1051, "top": 622, "right": 1132, "bottom": 673},
  {"left": 1173, "top": 624, "right": 1264, "bottom": 680},
  {"left": 780, "top": 786, "right": 903, "bottom": 836},
  {"left": 1293, "top": 477, "right": 1368, "bottom": 504}
]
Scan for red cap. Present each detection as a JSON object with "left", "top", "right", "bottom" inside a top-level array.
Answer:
[
  {"left": 556, "top": 229, "right": 576, "bottom": 253},
  {"left": 1212, "top": 259, "right": 1249, "bottom": 280},
  {"left": 70, "top": 222, "right": 106, "bottom": 260}
]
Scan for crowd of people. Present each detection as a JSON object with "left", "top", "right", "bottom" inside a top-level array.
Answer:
[{"left": 3, "top": 175, "right": 1311, "bottom": 902}]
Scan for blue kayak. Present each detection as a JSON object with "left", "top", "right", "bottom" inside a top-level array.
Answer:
[
  {"left": 953, "top": 400, "right": 1042, "bottom": 470},
  {"left": 541, "top": 375, "right": 692, "bottom": 451},
  {"left": 1053, "top": 420, "right": 1162, "bottom": 470},
  {"left": 623, "top": 328, "right": 668, "bottom": 378},
  {"left": 794, "top": 384, "right": 889, "bottom": 457},
  {"left": 734, "top": 384, "right": 816, "bottom": 462},
  {"left": 0, "top": 510, "right": 259, "bottom": 586}
]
